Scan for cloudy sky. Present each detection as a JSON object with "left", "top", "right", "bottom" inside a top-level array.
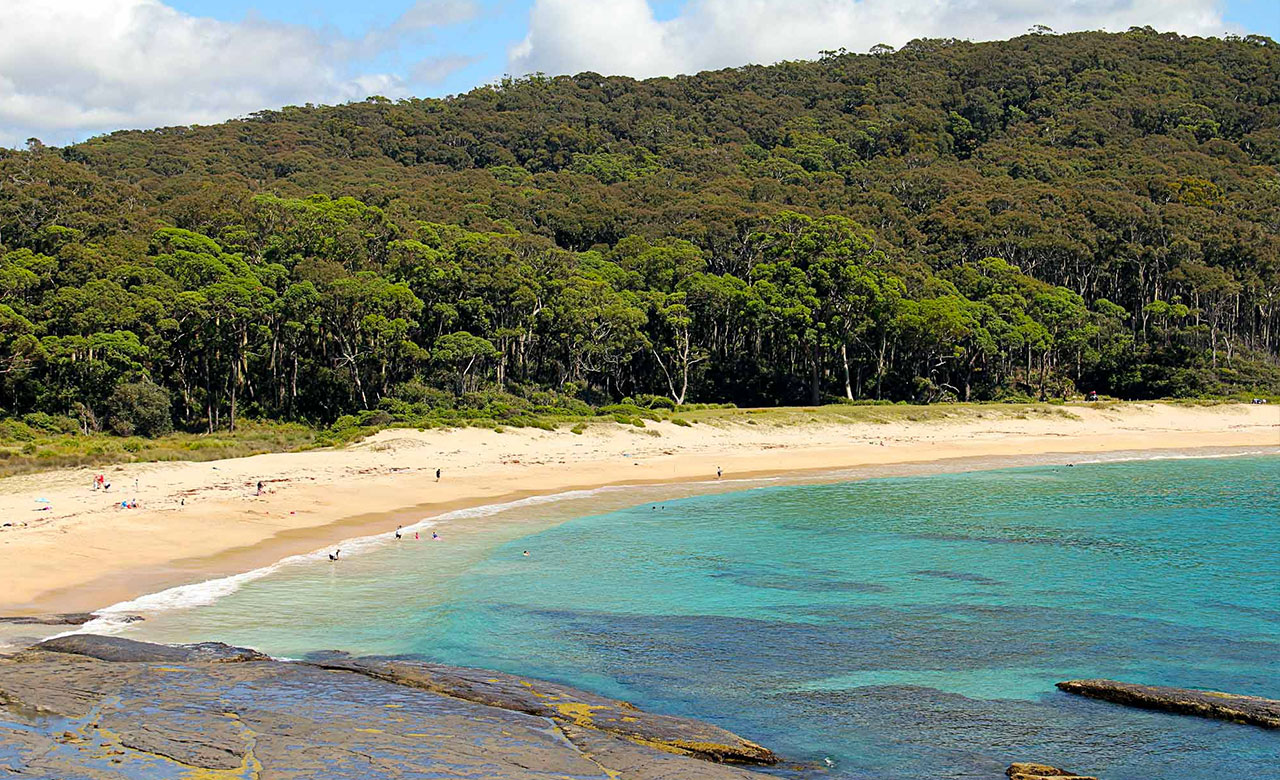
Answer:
[{"left": 1, "top": 0, "right": 1276, "bottom": 147}]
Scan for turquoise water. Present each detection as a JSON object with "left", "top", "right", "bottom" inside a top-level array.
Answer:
[{"left": 119, "top": 455, "right": 1279, "bottom": 779}]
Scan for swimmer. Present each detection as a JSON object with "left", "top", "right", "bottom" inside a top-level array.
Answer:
[
  {"left": 328, "top": 549, "right": 341, "bottom": 561},
  {"left": 432, "top": 531, "right": 440, "bottom": 540},
  {"left": 522, "top": 550, "right": 530, "bottom": 557}
]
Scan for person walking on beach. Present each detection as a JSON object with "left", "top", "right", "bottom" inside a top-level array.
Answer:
[
  {"left": 435, "top": 468, "right": 441, "bottom": 482},
  {"left": 395, "top": 525, "right": 402, "bottom": 540},
  {"left": 717, "top": 466, "right": 722, "bottom": 479},
  {"left": 256, "top": 480, "right": 264, "bottom": 496}
]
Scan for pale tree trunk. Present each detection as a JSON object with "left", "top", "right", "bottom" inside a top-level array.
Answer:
[{"left": 841, "top": 343, "right": 854, "bottom": 400}]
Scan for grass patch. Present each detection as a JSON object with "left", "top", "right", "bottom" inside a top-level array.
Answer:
[
  {"left": 0, "top": 419, "right": 322, "bottom": 479},
  {"left": 0, "top": 400, "right": 1228, "bottom": 477}
]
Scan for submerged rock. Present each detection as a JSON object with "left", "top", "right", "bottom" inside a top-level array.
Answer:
[
  {"left": 0, "top": 635, "right": 777, "bottom": 779},
  {"left": 1056, "top": 679, "right": 1280, "bottom": 729},
  {"left": 1006, "top": 762, "right": 1097, "bottom": 780},
  {"left": 0, "top": 613, "right": 140, "bottom": 626}
]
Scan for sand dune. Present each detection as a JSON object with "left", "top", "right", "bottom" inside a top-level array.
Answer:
[{"left": 1, "top": 402, "right": 1275, "bottom": 616}]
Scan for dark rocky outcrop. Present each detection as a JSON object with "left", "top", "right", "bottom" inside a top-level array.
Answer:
[
  {"left": 36, "top": 634, "right": 268, "bottom": 663},
  {"left": 1006, "top": 762, "right": 1097, "bottom": 780},
  {"left": 308, "top": 651, "right": 777, "bottom": 765},
  {"left": 1057, "top": 679, "right": 1280, "bottom": 729},
  {"left": 0, "top": 635, "right": 778, "bottom": 779},
  {"left": 0, "top": 613, "right": 140, "bottom": 626}
]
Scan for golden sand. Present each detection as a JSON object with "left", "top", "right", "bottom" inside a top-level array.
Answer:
[{"left": 1, "top": 402, "right": 1275, "bottom": 615}]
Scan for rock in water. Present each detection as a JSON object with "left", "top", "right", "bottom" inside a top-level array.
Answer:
[
  {"left": 0, "top": 613, "right": 141, "bottom": 625},
  {"left": 1056, "top": 679, "right": 1280, "bottom": 729},
  {"left": 1006, "top": 762, "right": 1097, "bottom": 780},
  {"left": 36, "top": 633, "right": 269, "bottom": 663}
]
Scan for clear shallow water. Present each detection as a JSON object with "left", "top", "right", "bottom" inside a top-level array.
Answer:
[{"left": 119, "top": 455, "right": 1279, "bottom": 779}]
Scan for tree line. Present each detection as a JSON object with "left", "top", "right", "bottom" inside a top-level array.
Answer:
[{"left": 0, "top": 28, "right": 1276, "bottom": 434}]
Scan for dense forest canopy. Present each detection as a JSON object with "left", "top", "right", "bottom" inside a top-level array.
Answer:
[{"left": 0, "top": 27, "right": 1276, "bottom": 435}]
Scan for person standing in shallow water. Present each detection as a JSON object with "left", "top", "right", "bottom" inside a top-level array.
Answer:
[{"left": 395, "top": 525, "right": 402, "bottom": 540}]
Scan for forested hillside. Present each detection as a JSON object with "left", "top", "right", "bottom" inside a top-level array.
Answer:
[{"left": 0, "top": 27, "right": 1276, "bottom": 435}]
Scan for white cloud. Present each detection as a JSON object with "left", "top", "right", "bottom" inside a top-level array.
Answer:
[
  {"left": 395, "top": 0, "right": 481, "bottom": 31},
  {"left": 0, "top": 0, "right": 477, "bottom": 147},
  {"left": 509, "top": 0, "right": 1236, "bottom": 79},
  {"left": 362, "top": 0, "right": 481, "bottom": 53},
  {"left": 410, "top": 54, "right": 483, "bottom": 85}
]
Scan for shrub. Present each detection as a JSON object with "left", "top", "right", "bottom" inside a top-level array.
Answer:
[
  {"left": 21, "top": 412, "right": 78, "bottom": 434},
  {"left": 993, "top": 390, "right": 1037, "bottom": 404},
  {"left": 107, "top": 381, "right": 173, "bottom": 438},
  {"left": 0, "top": 419, "right": 38, "bottom": 442},
  {"left": 601, "top": 403, "right": 645, "bottom": 417},
  {"left": 390, "top": 380, "right": 455, "bottom": 409},
  {"left": 357, "top": 409, "right": 393, "bottom": 428},
  {"left": 632, "top": 394, "right": 676, "bottom": 410}
]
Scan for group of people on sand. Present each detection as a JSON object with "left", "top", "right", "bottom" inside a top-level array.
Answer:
[{"left": 93, "top": 473, "right": 142, "bottom": 508}]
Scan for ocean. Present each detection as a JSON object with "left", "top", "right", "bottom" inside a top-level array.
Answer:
[{"left": 105, "top": 453, "right": 1279, "bottom": 779}]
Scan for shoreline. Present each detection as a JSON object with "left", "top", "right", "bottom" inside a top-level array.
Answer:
[{"left": 1, "top": 402, "right": 1276, "bottom": 618}]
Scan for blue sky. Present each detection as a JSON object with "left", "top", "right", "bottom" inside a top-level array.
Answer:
[
  {"left": 165, "top": 0, "right": 1278, "bottom": 101},
  {"left": 160, "top": 1, "right": 699, "bottom": 100},
  {"left": 1, "top": 1, "right": 1275, "bottom": 147}
]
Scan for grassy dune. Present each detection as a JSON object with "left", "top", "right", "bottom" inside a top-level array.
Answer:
[{"left": 0, "top": 402, "right": 1084, "bottom": 478}]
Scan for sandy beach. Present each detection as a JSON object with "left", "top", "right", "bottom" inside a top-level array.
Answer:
[{"left": 1, "top": 402, "right": 1275, "bottom": 616}]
